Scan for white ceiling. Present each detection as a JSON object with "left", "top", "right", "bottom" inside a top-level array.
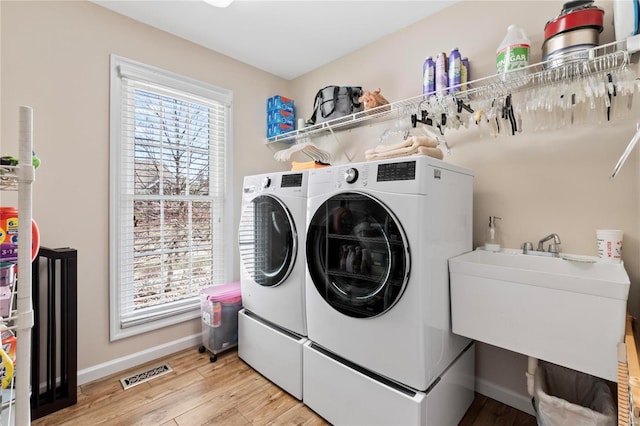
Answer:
[{"left": 90, "top": 0, "right": 457, "bottom": 80}]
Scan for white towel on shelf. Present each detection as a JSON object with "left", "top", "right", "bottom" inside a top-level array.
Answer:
[
  {"left": 367, "top": 135, "right": 438, "bottom": 155},
  {"left": 365, "top": 145, "right": 443, "bottom": 161},
  {"left": 365, "top": 135, "right": 442, "bottom": 161}
]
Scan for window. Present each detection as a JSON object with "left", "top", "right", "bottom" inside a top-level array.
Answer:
[{"left": 109, "top": 55, "right": 233, "bottom": 340}]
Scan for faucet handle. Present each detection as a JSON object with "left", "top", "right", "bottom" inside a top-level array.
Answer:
[
  {"left": 548, "top": 243, "right": 561, "bottom": 254},
  {"left": 521, "top": 242, "right": 533, "bottom": 254}
]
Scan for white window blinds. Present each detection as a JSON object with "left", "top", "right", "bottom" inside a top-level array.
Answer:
[{"left": 109, "top": 55, "right": 233, "bottom": 340}]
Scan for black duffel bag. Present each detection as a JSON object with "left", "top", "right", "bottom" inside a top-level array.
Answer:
[{"left": 308, "top": 85, "right": 363, "bottom": 125}]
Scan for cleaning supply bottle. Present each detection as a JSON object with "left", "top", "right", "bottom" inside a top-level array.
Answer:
[
  {"left": 435, "top": 52, "right": 448, "bottom": 95},
  {"left": 422, "top": 56, "right": 435, "bottom": 96},
  {"left": 484, "top": 216, "right": 502, "bottom": 252},
  {"left": 462, "top": 57, "right": 470, "bottom": 81},
  {"left": 496, "top": 25, "right": 530, "bottom": 82},
  {"left": 461, "top": 57, "right": 470, "bottom": 94},
  {"left": 448, "top": 48, "right": 462, "bottom": 94}
]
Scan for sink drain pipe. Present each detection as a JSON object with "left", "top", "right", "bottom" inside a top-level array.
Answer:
[{"left": 526, "top": 357, "right": 538, "bottom": 396}]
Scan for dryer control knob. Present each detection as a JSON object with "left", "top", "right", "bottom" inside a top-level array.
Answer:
[
  {"left": 262, "top": 177, "right": 271, "bottom": 189},
  {"left": 344, "top": 168, "right": 359, "bottom": 184}
]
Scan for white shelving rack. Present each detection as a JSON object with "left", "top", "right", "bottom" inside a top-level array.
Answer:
[
  {"left": 0, "top": 106, "right": 36, "bottom": 426},
  {"left": 265, "top": 36, "right": 640, "bottom": 146}
]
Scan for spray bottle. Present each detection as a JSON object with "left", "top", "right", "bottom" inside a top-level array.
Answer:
[
  {"left": 435, "top": 52, "right": 448, "bottom": 95},
  {"left": 423, "top": 56, "right": 435, "bottom": 95},
  {"left": 461, "top": 57, "right": 470, "bottom": 95},
  {"left": 448, "top": 48, "right": 462, "bottom": 94}
]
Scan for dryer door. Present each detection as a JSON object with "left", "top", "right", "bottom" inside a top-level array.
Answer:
[
  {"left": 239, "top": 194, "right": 297, "bottom": 287},
  {"left": 306, "top": 191, "right": 410, "bottom": 318}
]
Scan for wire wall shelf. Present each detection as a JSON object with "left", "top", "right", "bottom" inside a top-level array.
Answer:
[{"left": 265, "top": 37, "right": 640, "bottom": 145}]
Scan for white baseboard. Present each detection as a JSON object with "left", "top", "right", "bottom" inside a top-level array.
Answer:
[
  {"left": 77, "top": 333, "right": 201, "bottom": 386},
  {"left": 475, "top": 377, "right": 536, "bottom": 416}
]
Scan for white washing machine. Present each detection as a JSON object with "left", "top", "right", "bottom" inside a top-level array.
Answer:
[
  {"left": 303, "top": 156, "right": 475, "bottom": 422},
  {"left": 237, "top": 170, "right": 309, "bottom": 400}
]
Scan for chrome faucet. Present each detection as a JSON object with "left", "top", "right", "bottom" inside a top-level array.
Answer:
[
  {"left": 521, "top": 234, "right": 561, "bottom": 256},
  {"left": 537, "top": 233, "right": 561, "bottom": 254}
]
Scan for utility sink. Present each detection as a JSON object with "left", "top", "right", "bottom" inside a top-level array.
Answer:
[{"left": 449, "top": 248, "right": 630, "bottom": 381}]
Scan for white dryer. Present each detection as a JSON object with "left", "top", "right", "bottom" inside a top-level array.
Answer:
[
  {"left": 238, "top": 170, "right": 308, "bottom": 335},
  {"left": 304, "top": 156, "right": 473, "bottom": 392},
  {"left": 237, "top": 170, "right": 308, "bottom": 400}
]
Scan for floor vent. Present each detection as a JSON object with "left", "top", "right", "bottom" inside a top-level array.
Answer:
[{"left": 119, "top": 364, "right": 173, "bottom": 390}]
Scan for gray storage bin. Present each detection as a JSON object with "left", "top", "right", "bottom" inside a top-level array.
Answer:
[
  {"left": 534, "top": 361, "right": 616, "bottom": 426},
  {"left": 198, "top": 282, "right": 242, "bottom": 362}
]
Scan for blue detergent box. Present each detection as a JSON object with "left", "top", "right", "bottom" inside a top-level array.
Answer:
[
  {"left": 267, "top": 122, "right": 294, "bottom": 138},
  {"left": 268, "top": 109, "right": 295, "bottom": 126},
  {"left": 267, "top": 95, "right": 294, "bottom": 112}
]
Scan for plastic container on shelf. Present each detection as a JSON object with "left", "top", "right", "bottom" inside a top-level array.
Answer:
[
  {"left": 0, "top": 206, "right": 40, "bottom": 266},
  {"left": 0, "top": 263, "right": 15, "bottom": 318},
  {"left": 448, "top": 48, "right": 462, "bottom": 93},
  {"left": 422, "top": 56, "right": 436, "bottom": 96},
  {"left": 461, "top": 57, "right": 470, "bottom": 94},
  {"left": 435, "top": 52, "right": 448, "bottom": 95},
  {"left": 198, "top": 282, "right": 242, "bottom": 362},
  {"left": 542, "top": 1, "right": 604, "bottom": 67},
  {"left": 0, "top": 208, "right": 19, "bottom": 265},
  {"left": 496, "top": 24, "right": 531, "bottom": 85}
]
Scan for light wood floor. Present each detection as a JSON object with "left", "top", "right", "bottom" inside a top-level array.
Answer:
[{"left": 32, "top": 347, "right": 536, "bottom": 426}]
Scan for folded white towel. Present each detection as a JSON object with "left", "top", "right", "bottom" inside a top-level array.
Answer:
[
  {"left": 365, "top": 146, "right": 443, "bottom": 161},
  {"left": 367, "top": 135, "right": 439, "bottom": 156}
]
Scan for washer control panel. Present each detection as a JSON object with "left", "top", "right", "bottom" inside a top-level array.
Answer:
[
  {"left": 244, "top": 172, "right": 307, "bottom": 197},
  {"left": 377, "top": 160, "right": 416, "bottom": 182},
  {"left": 336, "top": 165, "right": 369, "bottom": 188},
  {"left": 344, "top": 168, "right": 359, "bottom": 184}
]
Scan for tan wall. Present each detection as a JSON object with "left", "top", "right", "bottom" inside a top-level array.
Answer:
[
  {"left": 0, "top": 0, "right": 288, "bottom": 371},
  {"left": 2, "top": 0, "right": 636, "bottom": 408},
  {"left": 291, "top": 0, "right": 639, "bottom": 401}
]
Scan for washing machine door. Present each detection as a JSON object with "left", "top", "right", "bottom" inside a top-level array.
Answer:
[
  {"left": 306, "top": 191, "right": 410, "bottom": 318},
  {"left": 238, "top": 194, "right": 297, "bottom": 287}
]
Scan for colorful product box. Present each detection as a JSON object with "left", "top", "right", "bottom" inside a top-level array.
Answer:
[
  {"left": 267, "top": 109, "right": 295, "bottom": 126},
  {"left": 0, "top": 208, "right": 18, "bottom": 265},
  {"left": 267, "top": 122, "right": 294, "bottom": 138},
  {"left": 266, "top": 96, "right": 296, "bottom": 138},
  {"left": 267, "top": 95, "right": 294, "bottom": 112},
  {"left": 1, "top": 326, "right": 15, "bottom": 364}
]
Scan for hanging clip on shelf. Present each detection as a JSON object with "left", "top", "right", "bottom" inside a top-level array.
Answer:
[
  {"left": 606, "top": 73, "right": 617, "bottom": 121},
  {"left": 502, "top": 94, "right": 517, "bottom": 135},
  {"left": 438, "top": 113, "right": 448, "bottom": 135},
  {"left": 456, "top": 98, "right": 474, "bottom": 114},
  {"left": 411, "top": 110, "right": 432, "bottom": 127},
  {"left": 408, "top": 110, "right": 452, "bottom": 153}
]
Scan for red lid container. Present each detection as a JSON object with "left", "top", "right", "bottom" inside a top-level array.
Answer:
[
  {"left": 201, "top": 281, "right": 241, "bottom": 304},
  {"left": 544, "top": 1, "right": 604, "bottom": 41}
]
